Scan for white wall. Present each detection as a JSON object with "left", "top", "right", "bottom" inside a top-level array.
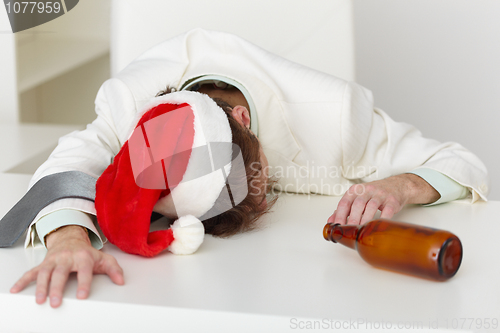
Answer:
[
  {"left": 19, "top": 54, "right": 110, "bottom": 124},
  {"left": 353, "top": 0, "right": 500, "bottom": 200},
  {"left": 111, "top": 0, "right": 355, "bottom": 81},
  {"left": 0, "top": 7, "right": 18, "bottom": 124}
]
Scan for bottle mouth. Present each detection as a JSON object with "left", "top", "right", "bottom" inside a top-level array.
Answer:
[
  {"left": 323, "top": 223, "right": 343, "bottom": 243},
  {"left": 438, "top": 237, "right": 463, "bottom": 278}
]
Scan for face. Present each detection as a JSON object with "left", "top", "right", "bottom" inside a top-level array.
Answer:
[
  {"left": 153, "top": 135, "right": 269, "bottom": 217},
  {"left": 231, "top": 107, "right": 269, "bottom": 209},
  {"left": 198, "top": 84, "right": 270, "bottom": 208},
  {"left": 257, "top": 142, "right": 269, "bottom": 209}
]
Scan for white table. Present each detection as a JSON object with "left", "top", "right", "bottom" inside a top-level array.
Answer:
[{"left": 0, "top": 125, "right": 499, "bottom": 333}]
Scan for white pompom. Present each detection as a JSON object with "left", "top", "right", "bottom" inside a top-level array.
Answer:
[{"left": 168, "top": 215, "right": 205, "bottom": 255}]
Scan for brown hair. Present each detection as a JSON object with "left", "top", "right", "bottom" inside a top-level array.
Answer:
[{"left": 156, "top": 87, "right": 277, "bottom": 237}]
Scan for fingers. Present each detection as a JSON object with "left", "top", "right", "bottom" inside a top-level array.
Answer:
[
  {"left": 11, "top": 263, "right": 69, "bottom": 307},
  {"left": 327, "top": 211, "right": 336, "bottom": 223},
  {"left": 107, "top": 267, "right": 125, "bottom": 286},
  {"left": 360, "top": 199, "right": 380, "bottom": 225},
  {"left": 11, "top": 268, "right": 39, "bottom": 294},
  {"left": 333, "top": 194, "right": 354, "bottom": 225},
  {"left": 346, "top": 196, "right": 370, "bottom": 225},
  {"left": 11, "top": 243, "right": 124, "bottom": 308},
  {"left": 98, "top": 254, "right": 125, "bottom": 286},
  {"left": 11, "top": 264, "right": 75, "bottom": 308},
  {"left": 331, "top": 181, "right": 405, "bottom": 225},
  {"left": 333, "top": 184, "right": 364, "bottom": 225},
  {"left": 76, "top": 263, "right": 93, "bottom": 299},
  {"left": 35, "top": 266, "right": 54, "bottom": 305},
  {"left": 14, "top": 262, "right": 86, "bottom": 308},
  {"left": 380, "top": 204, "right": 396, "bottom": 220},
  {"left": 48, "top": 265, "right": 72, "bottom": 308}
]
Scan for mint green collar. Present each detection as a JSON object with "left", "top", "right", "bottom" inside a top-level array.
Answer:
[{"left": 181, "top": 75, "right": 259, "bottom": 137}]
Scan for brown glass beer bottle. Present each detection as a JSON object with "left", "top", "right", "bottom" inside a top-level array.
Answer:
[{"left": 323, "top": 219, "right": 463, "bottom": 281}]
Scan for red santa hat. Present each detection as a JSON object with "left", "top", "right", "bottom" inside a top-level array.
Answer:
[{"left": 95, "top": 91, "right": 242, "bottom": 257}]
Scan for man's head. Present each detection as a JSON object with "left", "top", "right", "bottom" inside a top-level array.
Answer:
[{"left": 156, "top": 86, "right": 276, "bottom": 237}]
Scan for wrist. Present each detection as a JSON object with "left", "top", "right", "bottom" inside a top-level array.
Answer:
[
  {"left": 402, "top": 173, "right": 441, "bottom": 205},
  {"left": 45, "top": 225, "right": 90, "bottom": 249}
]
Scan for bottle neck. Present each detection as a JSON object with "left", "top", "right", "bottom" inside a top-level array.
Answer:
[{"left": 323, "top": 223, "right": 359, "bottom": 250}]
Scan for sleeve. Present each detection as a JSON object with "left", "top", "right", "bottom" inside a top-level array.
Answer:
[
  {"left": 31, "top": 209, "right": 104, "bottom": 249},
  {"left": 28, "top": 78, "right": 137, "bottom": 185},
  {"left": 22, "top": 78, "right": 139, "bottom": 245},
  {"left": 11, "top": 32, "right": 193, "bottom": 247},
  {"left": 341, "top": 81, "right": 489, "bottom": 203},
  {"left": 409, "top": 168, "right": 469, "bottom": 205},
  {"left": 25, "top": 200, "right": 104, "bottom": 249}
]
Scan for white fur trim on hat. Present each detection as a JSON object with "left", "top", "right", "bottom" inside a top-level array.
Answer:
[
  {"left": 168, "top": 215, "right": 205, "bottom": 255},
  {"left": 143, "top": 91, "right": 232, "bottom": 219}
]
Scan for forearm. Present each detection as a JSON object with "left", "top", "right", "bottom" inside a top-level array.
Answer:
[
  {"left": 408, "top": 168, "right": 469, "bottom": 206},
  {"left": 397, "top": 173, "right": 441, "bottom": 205}
]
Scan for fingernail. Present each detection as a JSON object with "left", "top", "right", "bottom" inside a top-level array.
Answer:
[
  {"left": 77, "top": 290, "right": 87, "bottom": 299},
  {"left": 50, "top": 296, "right": 60, "bottom": 307},
  {"left": 36, "top": 293, "right": 45, "bottom": 304}
]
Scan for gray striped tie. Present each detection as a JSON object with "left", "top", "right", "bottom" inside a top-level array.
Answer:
[{"left": 0, "top": 171, "right": 96, "bottom": 247}]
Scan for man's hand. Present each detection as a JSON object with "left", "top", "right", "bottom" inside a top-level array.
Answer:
[
  {"left": 327, "top": 173, "right": 440, "bottom": 225},
  {"left": 10, "top": 225, "right": 124, "bottom": 308}
]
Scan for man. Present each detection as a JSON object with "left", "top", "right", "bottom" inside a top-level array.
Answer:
[{"left": 7, "top": 29, "right": 488, "bottom": 308}]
